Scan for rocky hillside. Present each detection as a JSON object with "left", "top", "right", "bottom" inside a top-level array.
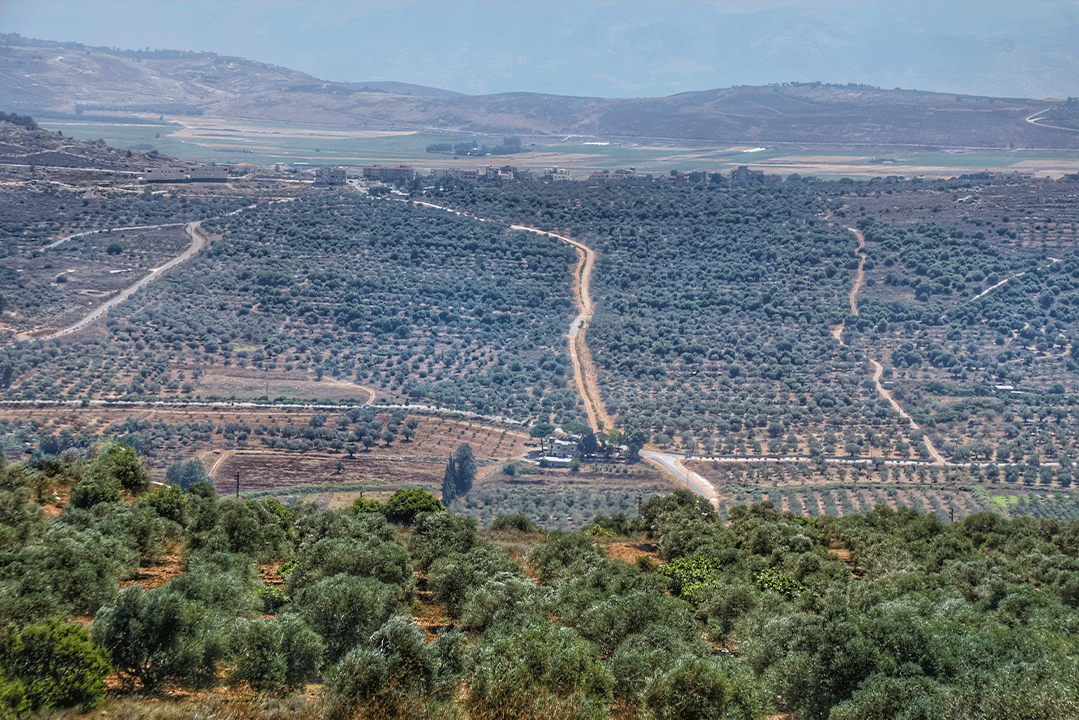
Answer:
[{"left": 0, "top": 112, "right": 177, "bottom": 170}]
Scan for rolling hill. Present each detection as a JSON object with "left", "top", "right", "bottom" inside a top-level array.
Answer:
[{"left": 2, "top": 33, "right": 1077, "bottom": 149}]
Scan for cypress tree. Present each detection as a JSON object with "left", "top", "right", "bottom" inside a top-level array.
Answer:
[
  {"left": 442, "top": 455, "right": 458, "bottom": 503},
  {"left": 453, "top": 443, "right": 476, "bottom": 498},
  {"left": 442, "top": 444, "right": 476, "bottom": 504}
]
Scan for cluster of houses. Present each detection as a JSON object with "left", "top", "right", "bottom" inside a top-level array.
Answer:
[
  {"left": 363, "top": 164, "right": 576, "bottom": 183},
  {"left": 532, "top": 430, "right": 629, "bottom": 468},
  {"left": 144, "top": 160, "right": 795, "bottom": 189},
  {"left": 355, "top": 163, "right": 777, "bottom": 186}
]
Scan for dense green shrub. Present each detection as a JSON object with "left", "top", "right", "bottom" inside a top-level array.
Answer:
[
  {"left": 88, "top": 442, "right": 151, "bottom": 495},
  {"left": 408, "top": 512, "right": 479, "bottom": 572},
  {"left": 382, "top": 488, "right": 444, "bottom": 525},
  {"left": 136, "top": 482, "right": 189, "bottom": 525},
  {"left": 527, "top": 531, "right": 609, "bottom": 584},
  {"left": 284, "top": 574, "right": 401, "bottom": 664},
  {"left": 167, "top": 551, "right": 261, "bottom": 617},
  {"left": 92, "top": 584, "right": 223, "bottom": 690},
  {"left": 0, "top": 523, "right": 135, "bottom": 623},
  {"left": 0, "top": 618, "right": 110, "bottom": 712},
  {"left": 194, "top": 498, "right": 294, "bottom": 561},
  {"left": 324, "top": 616, "right": 464, "bottom": 720},
  {"left": 227, "top": 616, "right": 324, "bottom": 691},
  {"left": 63, "top": 501, "right": 181, "bottom": 563},
  {"left": 287, "top": 534, "right": 412, "bottom": 590},
  {"left": 490, "top": 512, "right": 540, "bottom": 533},
  {"left": 466, "top": 619, "right": 613, "bottom": 720},
  {"left": 641, "top": 655, "right": 765, "bottom": 720},
  {"left": 608, "top": 624, "right": 711, "bottom": 708},
  {"left": 459, "top": 571, "right": 551, "bottom": 631},
  {"left": 165, "top": 458, "right": 210, "bottom": 491},
  {"left": 427, "top": 543, "right": 524, "bottom": 618},
  {"left": 68, "top": 475, "right": 120, "bottom": 509},
  {"left": 576, "top": 589, "right": 697, "bottom": 659},
  {"left": 0, "top": 487, "right": 45, "bottom": 553},
  {"left": 288, "top": 510, "right": 411, "bottom": 590}
]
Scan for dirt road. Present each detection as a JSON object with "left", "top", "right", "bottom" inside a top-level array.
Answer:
[
  {"left": 833, "top": 226, "right": 946, "bottom": 463},
  {"left": 402, "top": 199, "right": 612, "bottom": 434},
  {"left": 848, "top": 226, "right": 866, "bottom": 317},
  {"left": 40, "top": 219, "right": 206, "bottom": 341},
  {"left": 831, "top": 226, "right": 866, "bottom": 343},
  {"left": 869, "top": 359, "right": 945, "bottom": 463},
  {"left": 509, "top": 224, "right": 612, "bottom": 434},
  {"left": 27, "top": 203, "right": 263, "bottom": 342},
  {"left": 41, "top": 221, "right": 186, "bottom": 251}
]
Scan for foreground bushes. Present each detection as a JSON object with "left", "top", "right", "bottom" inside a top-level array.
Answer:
[
  {"left": 8, "top": 447, "right": 1079, "bottom": 720},
  {"left": 0, "top": 618, "right": 109, "bottom": 714}
]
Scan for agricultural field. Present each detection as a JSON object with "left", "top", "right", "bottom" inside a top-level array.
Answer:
[
  {"left": 452, "top": 464, "right": 677, "bottom": 531},
  {"left": 6, "top": 119, "right": 1079, "bottom": 530},
  {"left": 40, "top": 116, "right": 1079, "bottom": 179},
  {"left": 1, "top": 193, "right": 586, "bottom": 427},
  {"left": 0, "top": 401, "right": 531, "bottom": 487},
  {"left": 420, "top": 173, "right": 1079, "bottom": 477},
  {"left": 7, "top": 119, "right": 1079, "bottom": 720}
]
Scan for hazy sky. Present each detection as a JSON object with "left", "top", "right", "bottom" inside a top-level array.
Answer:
[{"left": 2, "top": 1, "right": 1077, "bottom": 99}]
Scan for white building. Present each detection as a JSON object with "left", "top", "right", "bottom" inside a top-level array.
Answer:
[{"left": 143, "top": 167, "right": 186, "bottom": 182}]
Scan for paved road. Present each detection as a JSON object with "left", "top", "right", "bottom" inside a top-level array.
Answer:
[
  {"left": 1025, "top": 108, "right": 1079, "bottom": 133},
  {"left": 641, "top": 450, "right": 719, "bottom": 508}
]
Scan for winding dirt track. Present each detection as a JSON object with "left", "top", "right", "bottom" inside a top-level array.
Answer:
[
  {"left": 839, "top": 226, "right": 946, "bottom": 463},
  {"left": 509, "top": 224, "right": 612, "bottom": 433},
  {"left": 831, "top": 226, "right": 866, "bottom": 343},
  {"left": 25, "top": 203, "right": 261, "bottom": 343},
  {"left": 405, "top": 199, "right": 612, "bottom": 434},
  {"left": 869, "top": 359, "right": 944, "bottom": 463}
]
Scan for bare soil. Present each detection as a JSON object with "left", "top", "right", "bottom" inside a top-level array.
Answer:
[
  {"left": 604, "top": 540, "right": 662, "bottom": 566},
  {"left": 119, "top": 547, "right": 185, "bottom": 591},
  {"left": 212, "top": 453, "right": 444, "bottom": 496},
  {"left": 194, "top": 367, "right": 376, "bottom": 404}
]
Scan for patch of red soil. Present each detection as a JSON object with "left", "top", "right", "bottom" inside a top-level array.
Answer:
[
  {"left": 828, "top": 547, "right": 852, "bottom": 563},
  {"left": 259, "top": 560, "right": 287, "bottom": 587},
  {"left": 412, "top": 575, "right": 451, "bottom": 641},
  {"left": 120, "top": 549, "right": 184, "bottom": 591}
]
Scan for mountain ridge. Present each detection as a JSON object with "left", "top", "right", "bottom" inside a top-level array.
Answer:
[{"left": 2, "top": 33, "right": 1076, "bottom": 149}]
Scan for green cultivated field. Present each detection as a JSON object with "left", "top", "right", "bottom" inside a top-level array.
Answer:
[{"left": 39, "top": 117, "right": 1079, "bottom": 176}]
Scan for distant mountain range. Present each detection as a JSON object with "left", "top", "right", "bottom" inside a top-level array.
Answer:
[{"left": 3, "top": 33, "right": 1078, "bottom": 149}]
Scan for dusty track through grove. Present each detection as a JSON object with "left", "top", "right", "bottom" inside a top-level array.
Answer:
[
  {"left": 838, "top": 226, "right": 946, "bottom": 463},
  {"left": 25, "top": 203, "right": 259, "bottom": 342},
  {"left": 509, "top": 224, "right": 612, "bottom": 434},
  {"left": 22, "top": 221, "right": 206, "bottom": 342},
  {"left": 405, "top": 199, "right": 612, "bottom": 434}
]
